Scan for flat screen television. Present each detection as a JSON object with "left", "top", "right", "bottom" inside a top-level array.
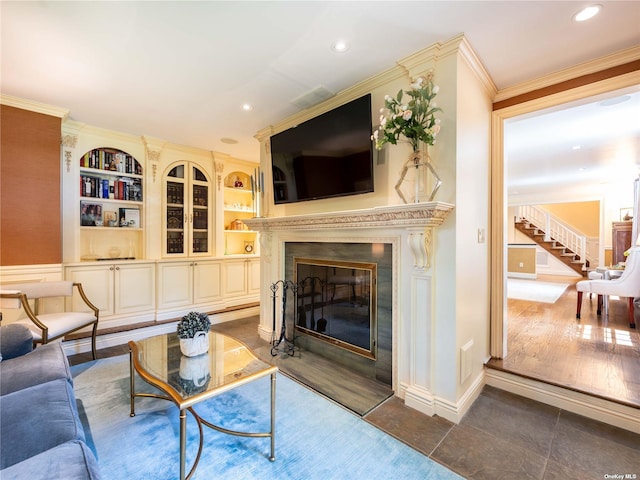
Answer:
[{"left": 270, "top": 94, "right": 373, "bottom": 204}]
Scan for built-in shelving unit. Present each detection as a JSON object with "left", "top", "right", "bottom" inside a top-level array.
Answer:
[
  {"left": 223, "top": 171, "right": 257, "bottom": 255},
  {"left": 78, "top": 147, "right": 144, "bottom": 261}
]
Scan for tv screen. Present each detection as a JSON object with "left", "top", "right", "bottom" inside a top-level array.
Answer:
[{"left": 270, "top": 94, "right": 373, "bottom": 204}]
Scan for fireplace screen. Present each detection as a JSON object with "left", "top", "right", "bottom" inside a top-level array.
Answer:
[{"left": 294, "top": 257, "right": 376, "bottom": 359}]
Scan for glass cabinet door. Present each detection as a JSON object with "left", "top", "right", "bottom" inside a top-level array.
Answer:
[
  {"left": 166, "top": 165, "right": 186, "bottom": 255},
  {"left": 191, "top": 167, "right": 208, "bottom": 254},
  {"left": 164, "top": 163, "right": 211, "bottom": 257}
]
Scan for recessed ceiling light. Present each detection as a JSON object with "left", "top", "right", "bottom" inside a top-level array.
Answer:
[
  {"left": 221, "top": 138, "right": 238, "bottom": 145},
  {"left": 331, "top": 40, "right": 350, "bottom": 53},
  {"left": 572, "top": 145, "right": 581, "bottom": 150},
  {"left": 241, "top": 103, "right": 253, "bottom": 111},
  {"left": 573, "top": 5, "right": 602, "bottom": 22}
]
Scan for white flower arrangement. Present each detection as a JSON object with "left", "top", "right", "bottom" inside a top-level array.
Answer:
[{"left": 372, "top": 73, "right": 442, "bottom": 153}]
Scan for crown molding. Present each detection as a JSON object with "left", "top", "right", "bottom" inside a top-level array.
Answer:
[
  {"left": 494, "top": 45, "right": 640, "bottom": 103},
  {"left": 1, "top": 94, "right": 69, "bottom": 119},
  {"left": 458, "top": 36, "right": 498, "bottom": 98}
]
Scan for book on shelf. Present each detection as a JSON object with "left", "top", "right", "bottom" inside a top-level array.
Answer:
[
  {"left": 119, "top": 207, "right": 140, "bottom": 228},
  {"left": 82, "top": 149, "right": 141, "bottom": 175}
]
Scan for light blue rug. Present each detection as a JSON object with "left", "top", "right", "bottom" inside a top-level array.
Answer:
[{"left": 71, "top": 355, "right": 461, "bottom": 480}]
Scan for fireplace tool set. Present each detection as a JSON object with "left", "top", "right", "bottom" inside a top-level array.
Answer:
[
  {"left": 270, "top": 280, "right": 298, "bottom": 356},
  {"left": 270, "top": 276, "right": 329, "bottom": 356}
]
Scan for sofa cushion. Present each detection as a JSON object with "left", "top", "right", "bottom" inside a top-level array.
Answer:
[
  {"left": 0, "top": 324, "right": 33, "bottom": 361},
  {"left": 0, "top": 342, "right": 72, "bottom": 395},
  {"left": 0, "top": 440, "right": 101, "bottom": 480},
  {"left": 0, "top": 378, "right": 85, "bottom": 469}
]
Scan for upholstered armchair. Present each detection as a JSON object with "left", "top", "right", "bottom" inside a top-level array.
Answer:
[
  {"left": 0, "top": 281, "right": 99, "bottom": 359},
  {"left": 576, "top": 245, "right": 640, "bottom": 328}
]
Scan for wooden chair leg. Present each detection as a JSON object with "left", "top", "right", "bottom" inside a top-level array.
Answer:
[
  {"left": 576, "top": 291, "right": 583, "bottom": 319},
  {"left": 597, "top": 295, "right": 602, "bottom": 316},
  {"left": 628, "top": 297, "right": 637, "bottom": 329},
  {"left": 91, "top": 321, "right": 98, "bottom": 360}
]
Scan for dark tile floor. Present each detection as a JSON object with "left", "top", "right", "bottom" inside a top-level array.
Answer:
[
  {"left": 69, "top": 315, "right": 640, "bottom": 480},
  {"left": 368, "top": 386, "right": 640, "bottom": 480}
]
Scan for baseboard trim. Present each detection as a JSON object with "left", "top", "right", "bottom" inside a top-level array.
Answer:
[
  {"left": 403, "top": 371, "right": 485, "bottom": 424},
  {"left": 485, "top": 368, "right": 640, "bottom": 434}
]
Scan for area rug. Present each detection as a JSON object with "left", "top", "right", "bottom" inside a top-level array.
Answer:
[
  {"left": 71, "top": 355, "right": 461, "bottom": 480},
  {"left": 507, "top": 278, "right": 569, "bottom": 303}
]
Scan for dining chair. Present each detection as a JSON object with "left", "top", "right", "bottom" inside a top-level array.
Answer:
[
  {"left": 576, "top": 245, "right": 640, "bottom": 328},
  {"left": 0, "top": 281, "right": 99, "bottom": 359}
]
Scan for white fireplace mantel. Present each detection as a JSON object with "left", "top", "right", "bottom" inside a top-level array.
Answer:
[{"left": 243, "top": 202, "right": 454, "bottom": 231}]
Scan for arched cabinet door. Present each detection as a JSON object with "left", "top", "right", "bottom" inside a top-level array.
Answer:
[{"left": 163, "top": 162, "right": 212, "bottom": 257}]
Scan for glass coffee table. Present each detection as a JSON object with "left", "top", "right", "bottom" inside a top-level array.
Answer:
[{"left": 129, "top": 332, "right": 278, "bottom": 480}]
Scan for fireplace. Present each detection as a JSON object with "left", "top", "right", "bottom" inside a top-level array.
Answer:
[
  {"left": 245, "top": 203, "right": 455, "bottom": 416},
  {"left": 284, "top": 242, "right": 392, "bottom": 386},
  {"left": 294, "top": 257, "right": 376, "bottom": 359}
]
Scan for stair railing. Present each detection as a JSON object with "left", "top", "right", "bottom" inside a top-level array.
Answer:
[{"left": 517, "top": 205, "right": 588, "bottom": 270}]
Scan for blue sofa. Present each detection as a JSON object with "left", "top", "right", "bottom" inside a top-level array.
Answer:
[{"left": 0, "top": 324, "right": 101, "bottom": 479}]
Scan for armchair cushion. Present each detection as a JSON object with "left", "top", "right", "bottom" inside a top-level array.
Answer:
[
  {"left": 0, "top": 342, "right": 72, "bottom": 396},
  {"left": 0, "top": 378, "right": 85, "bottom": 469},
  {"left": 0, "top": 324, "right": 33, "bottom": 361},
  {"left": 16, "top": 312, "right": 97, "bottom": 342}
]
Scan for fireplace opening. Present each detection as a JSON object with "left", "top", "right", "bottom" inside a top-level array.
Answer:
[{"left": 294, "top": 257, "right": 376, "bottom": 359}]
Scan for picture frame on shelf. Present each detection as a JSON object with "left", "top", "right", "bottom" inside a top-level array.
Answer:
[
  {"left": 620, "top": 207, "right": 633, "bottom": 222},
  {"left": 81, "top": 202, "right": 103, "bottom": 226},
  {"left": 104, "top": 211, "right": 117, "bottom": 227},
  {"left": 119, "top": 208, "right": 140, "bottom": 228}
]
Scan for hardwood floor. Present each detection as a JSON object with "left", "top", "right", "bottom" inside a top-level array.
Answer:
[{"left": 487, "top": 275, "right": 640, "bottom": 408}]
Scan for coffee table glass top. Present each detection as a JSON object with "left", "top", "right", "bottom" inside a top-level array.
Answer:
[{"left": 129, "top": 332, "right": 276, "bottom": 407}]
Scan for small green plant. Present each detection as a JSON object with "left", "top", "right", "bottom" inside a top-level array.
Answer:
[{"left": 177, "top": 311, "right": 211, "bottom": 339}]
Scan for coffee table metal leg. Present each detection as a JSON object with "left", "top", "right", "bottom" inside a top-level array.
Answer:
[
  {"left": 270, "top": 372, "right": 276, "bottom": 461},
  {"left": 180, "top": 409, "right": 187, "bottom": 480},
  {"left": 129, "top": 349, "right": 135, "bottom": 417}
]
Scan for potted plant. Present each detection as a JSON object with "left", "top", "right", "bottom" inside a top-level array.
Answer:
[{"left": 177, "top": 311, "right": 211, "bottom": 357}]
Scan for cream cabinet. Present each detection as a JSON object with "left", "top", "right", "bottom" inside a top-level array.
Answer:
[
  {"left": 163, "top": 162, "right": 212, "bottom": 258},
  {"left": 65, "top": 261, "right": 156, "bottom": 327},
  {"left": 222, "top": 258, "right": 260, "bottom": 300},
  {"left": 156, "top": 259, "right": 223, "bottom": 319}
]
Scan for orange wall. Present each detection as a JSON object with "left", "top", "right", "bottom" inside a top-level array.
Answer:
[
  {"left": 1, "top": 105, "right": 61, "bottom": 266},
  {"left": 542, "top": 201, "right": 599, "bottom": 237}
]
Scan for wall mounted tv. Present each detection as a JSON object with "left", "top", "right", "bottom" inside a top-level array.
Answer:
[{"left": 270, "top": 94, "right": 373, "bottom": 204}]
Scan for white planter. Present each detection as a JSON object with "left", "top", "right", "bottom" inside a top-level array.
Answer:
[{"left": 179, "top": 331, "right": 209, "bottom": 357}]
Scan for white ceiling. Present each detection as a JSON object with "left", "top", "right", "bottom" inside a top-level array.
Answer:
[
  {"left": 2, "top": 1, "right": 639, "bottom": 195},
  {"left": 505, "top": 85, "right": 640, "bottom": 200}
]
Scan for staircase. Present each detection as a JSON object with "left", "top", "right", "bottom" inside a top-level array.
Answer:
[{"left": 514, "top": 207, "right": 589, "bottom": 277}]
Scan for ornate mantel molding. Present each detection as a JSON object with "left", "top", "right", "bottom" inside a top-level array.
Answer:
[{"left": 243, "top": 202, "right": 454, "bottom": 232}]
